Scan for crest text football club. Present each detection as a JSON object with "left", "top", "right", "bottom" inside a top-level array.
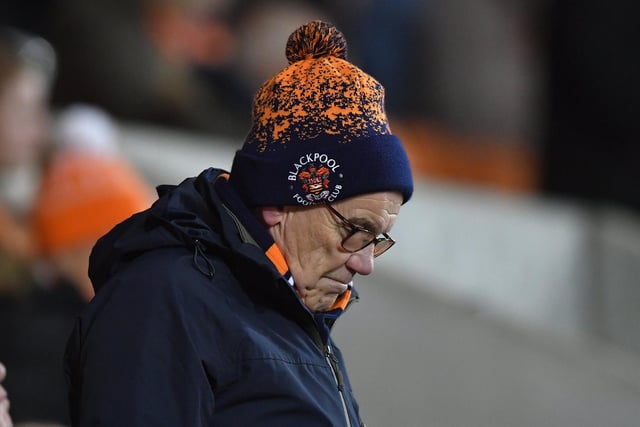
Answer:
[{"left": 288, "top": 152, "right": 344, "bottom": 205}]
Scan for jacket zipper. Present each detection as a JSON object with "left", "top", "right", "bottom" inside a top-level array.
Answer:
[
  {"left": 274, "top": 278, "right": 356, "bottom": 426},
  {"left": 325, "top": 344, "right": 352, "bottom": 427}
]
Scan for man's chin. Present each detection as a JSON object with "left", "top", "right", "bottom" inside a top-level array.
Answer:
[{"left": 305, "top": 294, "right": 342, "bottom": 313}]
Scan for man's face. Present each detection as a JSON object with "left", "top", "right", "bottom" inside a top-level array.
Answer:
[{"left": 266, "top": 191, "right": 402, "bottom": 312}]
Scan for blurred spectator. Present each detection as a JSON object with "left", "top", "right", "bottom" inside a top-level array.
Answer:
[
  {"left": 142, "top": 0, "right": 250, "bottom": 134},
  {"left": 41, "top": 0, "right": 245, "bottom": 137},
  {"left": 138, "top": 0, "right": 335, "bottom": 135},
  {"left": 3, "top": 0, "right": 339, "bottom": 139},
  {"left": 32, "top": 104, "right": 157, "bottom": 301},
  {"left": 0, "top": 104, "right": 155, "bottom": 425},
  {"left": 0, "top": 27, "right": 55, "bottom": 295}
]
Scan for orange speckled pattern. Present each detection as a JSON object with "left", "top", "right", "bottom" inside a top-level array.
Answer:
[{"left": 244, "top": 21, "right": 392, "bottom": 152}]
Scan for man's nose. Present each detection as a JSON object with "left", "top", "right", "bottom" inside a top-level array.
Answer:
[{"left": 345, "top": 243, "right": 375, "bottom": 275}]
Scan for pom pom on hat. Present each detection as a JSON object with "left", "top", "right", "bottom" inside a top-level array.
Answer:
[
  {"left": 285, "top": 20, "right": 347, "bottom": 63},
  {"left": 230, "top": 21, "right": 413, "bottom": 207}
]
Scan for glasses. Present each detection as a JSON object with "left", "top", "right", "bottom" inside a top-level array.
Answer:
[{"left": 324, "top": 203, "right": 395, "bottom": 257}]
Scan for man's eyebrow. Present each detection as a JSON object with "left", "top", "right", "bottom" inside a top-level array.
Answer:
[{"left": 348, "top": 216, "right": 381, "bottom": 234}]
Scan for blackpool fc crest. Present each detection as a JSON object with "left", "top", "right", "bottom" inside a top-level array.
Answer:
[{"left": 288, "top": 152, "right": 343, "bottom": 205}]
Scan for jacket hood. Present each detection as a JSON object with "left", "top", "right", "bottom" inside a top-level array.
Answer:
[{"left": 88, "top": 168, "right": 237, "bottom": 293}]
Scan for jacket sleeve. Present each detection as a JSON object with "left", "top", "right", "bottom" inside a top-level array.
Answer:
[{"left": 65, "top": 264, "right": 218, "bottom": 426}]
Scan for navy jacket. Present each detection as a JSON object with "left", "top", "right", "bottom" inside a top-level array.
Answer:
[{"left": 65, "top": 168, "right": 365, "bottom": 426}]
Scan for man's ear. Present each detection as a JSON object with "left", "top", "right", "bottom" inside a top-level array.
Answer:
[{"left": 258, "top": 206, "right": 284, "bottom": 227}]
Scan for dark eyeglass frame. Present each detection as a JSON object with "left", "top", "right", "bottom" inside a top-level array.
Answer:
[{"left": 324, "top": 203, "right": 395, "bottom": 257}]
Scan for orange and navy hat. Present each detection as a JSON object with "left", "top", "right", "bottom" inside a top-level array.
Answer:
[{"left": 229, "top": 20, "right": 413, "bottom": 207}]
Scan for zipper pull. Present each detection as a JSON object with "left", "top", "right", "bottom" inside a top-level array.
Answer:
[
  {"left": 326, "top": 346, "right": 345, "bottom": 392},
  {"left": 193, "top": 239, "right": 215, "bottom": 279}
]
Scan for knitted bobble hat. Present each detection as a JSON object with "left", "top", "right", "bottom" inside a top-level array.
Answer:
[{"left": 229, "top": 20, "right": 413, "bottom": 207}]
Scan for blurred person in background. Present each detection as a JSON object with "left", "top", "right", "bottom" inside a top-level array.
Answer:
[
  {"left": 0, "top": 26, "right": 55, "bottom": 296},
  {"left": 2, "top": 0, "right": 339, "bottom": 139},
  {"left": 0, "top": 104, "right": 155, "bottom": 425},
  {"left": 134, "top": 0, "right": 334, "bottom": 135},
  {"left": 41, "top": 0, "right": 246, "bottom": 137},
  {"left": 65, "top": 21, "right": 413, "bottom": 425},
  {"left": 142, "top": 0, "right": 247, "bottom": 134},
  {"left": 31, "top": 104, "right": 157, "bottom": 302}
]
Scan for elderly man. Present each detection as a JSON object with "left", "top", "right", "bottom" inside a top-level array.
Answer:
[{"left": 65, "top": 21, "right": 413, "bottom": 426}]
